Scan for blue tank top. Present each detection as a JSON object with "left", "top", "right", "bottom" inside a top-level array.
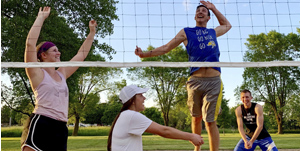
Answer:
[{"left": 184, "top": 27, "right": 221, "bottom": 75}]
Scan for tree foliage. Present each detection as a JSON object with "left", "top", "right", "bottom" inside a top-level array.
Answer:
[
  {"left": 283, "top": 94, "right": 300, "bottom": 129},
  {"left": 69, "top": 61, "right": 121, "bottom": 135},
  {"left": 1, "top": 0, "right": 119, "bottom": 124},
  {"left": 238, "top": 30, "right": 300, "bottom": 134},
  {"left": 128, "top": 45, "right": 189, "bottom": 126},
  {"left": 100, "top": 79, "right": 127, "bottom": 125},
  {"left": 83, "top": 103, "right": 108, "bottom": 125},
  {"left": 141, "top": 107, "right": 164, "bottom": 125},
  {"left": 217, "top": 94, "right": 232, "bottom": 131}
]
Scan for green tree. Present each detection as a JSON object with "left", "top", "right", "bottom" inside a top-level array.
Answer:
[
  {"left": 101, "top": 101, "right": 122, "bottom": 125},
  {"left": 128, "top": 45, "right": 189, "bottom": 126},
  {"left": 1, "top": 105, "right": 12, "bottom": 125},
  {"left": 229, "top": 105, "right": 239, "bottom": 129},
  {"left": 238, "top": 30, "right": 300, "bottom": 134},
  {"left": 168, "top": 86, "right": 191, "bottom": 130},
  {"left": 262, "top": 103, "right": 278, "bottom": 130},
  {"left": 101, "top": 80, "right": 127, "bottom": 125},
  {"left": 69, "top": 64, "right": 119, "bottom": 136},
  {"left": 1, "top": 0, "right": 118, "bottom": 122},
  {"left": 83, "top": 103, "right": 108, "bottom": 125},
  {"left": 283, "top": 94, "right": 300, "bottom": 129},
  {"left": 141, "top": 107, "right": 164, "bottom": 125},
  {"left": 1, "top": 83, "right": 32, "bottom": 118},
  {"left": 217, "top": 96, "right": 231, "bottom": 134}
]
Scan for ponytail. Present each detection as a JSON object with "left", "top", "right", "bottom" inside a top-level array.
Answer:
[{"left": 107, "top": 96, "right": 136, "bottom": 151}]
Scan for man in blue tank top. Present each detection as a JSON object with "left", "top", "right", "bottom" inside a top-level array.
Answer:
[
  {"left": 234, "top": 89, "right": 278, "bottom": 151},
  {"left": 135, "top": 1, "right": 231, "bottom": 151}
]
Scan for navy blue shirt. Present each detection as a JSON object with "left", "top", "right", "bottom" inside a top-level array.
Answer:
[{"left": 184, "top": 27, "right": 221, "bottom": 75}]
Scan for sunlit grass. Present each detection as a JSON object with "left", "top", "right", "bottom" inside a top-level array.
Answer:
[{"left": 2, "top": 133, "right": 300, "bottom": 151}]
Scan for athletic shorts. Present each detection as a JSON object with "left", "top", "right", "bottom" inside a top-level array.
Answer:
[
  {"left": 234, "top": 136, "right": 278, "bottom": 151},
  {"left": 186, "top": 76, "right": 223, "bottom": 122},
  {"left": 21, "top": 114, "right": 68, "bottom": 151}
]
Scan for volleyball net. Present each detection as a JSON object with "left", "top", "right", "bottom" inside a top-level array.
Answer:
[{"left": 1, "top": 0, "right": 300, "bottom": 68}]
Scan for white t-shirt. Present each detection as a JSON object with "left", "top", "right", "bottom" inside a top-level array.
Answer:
[{"left": 112, "top": 110, "right": 152, "bottom": 151}]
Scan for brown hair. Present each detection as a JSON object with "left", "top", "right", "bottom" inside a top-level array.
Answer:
[
  {"left": 36, "top": 41, "right": 47, "bottom": 62},
  {"left": 107, "top": 95, "right": 136, "bottom": 151},
  {"left": 241, "top": 89, "right": 252, "bottom": 96},
  {"left": 196, "top": 5, "right": 210, "bottom": 16}
]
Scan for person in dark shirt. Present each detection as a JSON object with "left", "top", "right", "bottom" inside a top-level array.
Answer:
[{"left": 234, "top": 89, "right": 278, "bottom": 151}]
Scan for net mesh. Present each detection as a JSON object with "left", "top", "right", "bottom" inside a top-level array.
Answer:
[{"left": 1, "top": 0, "right": 300, "bottom": 68}]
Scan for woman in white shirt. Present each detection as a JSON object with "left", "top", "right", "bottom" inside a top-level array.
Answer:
[{"left": 107, "top": 85, "right": 204, "bottom": 151}]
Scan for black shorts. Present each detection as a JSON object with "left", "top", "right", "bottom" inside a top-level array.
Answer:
[{"left": 21, "top": 114, "right": 68, "bottom": 151}]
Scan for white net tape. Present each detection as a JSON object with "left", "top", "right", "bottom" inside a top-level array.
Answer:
[{"left": 1, "top": 61, "right": 300, "bottom": 68}]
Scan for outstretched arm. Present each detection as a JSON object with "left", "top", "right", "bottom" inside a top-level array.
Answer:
[
  {"left": 59, "top": 20, "right": 97, "bottom": 79},
  {"left": 135, "top": 29, "right": 186, "bottom": 58},
  {"left": 145, "top": 121, "right": 204, "bottom": 146},
  {"left": 247, "top": 104, "right": 264, "bottom": 148},
  {"left": 235, "top": 106, "right": 251, "bottom": 149},
  {"left": 200, "top": 1, "right": 231, "bottom": 37}
]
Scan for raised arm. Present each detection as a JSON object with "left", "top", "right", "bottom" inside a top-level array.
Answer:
[
  {"left": 135, "top": 29, "right": 186, "bottom": 58},
  {"left": 24, "top": 7, "right": 51, "bottom": 89},
  {"left": 25, "top": 7, "right": 51, "bottom": 63},
  {"left": 247, "top": 104, "right": 264, "bottom": 148},
  {"left": 235, "top": 106, "right": 250, "bottom": 149},
  {"left": 145, "top": 121, "right": 204, "bottom": 146},
  {"left": 200, "top": 1, "right": 231, "bottom": 37},
  {"left": 58, "top": 20, "right": 97, "bottom": 78}
]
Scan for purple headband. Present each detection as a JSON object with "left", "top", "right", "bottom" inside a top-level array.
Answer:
[{"left": 37, "top": 41, "right": 56, "bottom": 59}]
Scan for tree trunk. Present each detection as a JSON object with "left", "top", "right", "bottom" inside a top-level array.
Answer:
[
  {"left": 277, "top": 112, "right": 284, "bottom": 134},
  {"left": 270, "top": 102, "right": 284, "bottom": 134},
  {"left": 163, "top": 112, "right": 169, "bottom": 126},
  {"left": 72, "top": 115, "right": 80, "bottom": 136},
  {"left": 277, "top": 121, "right": 283, "bottom": 134}
]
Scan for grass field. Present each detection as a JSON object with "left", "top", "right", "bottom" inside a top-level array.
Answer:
[{"left": 2, "top": 133, "right": 300, "bottom": 151}]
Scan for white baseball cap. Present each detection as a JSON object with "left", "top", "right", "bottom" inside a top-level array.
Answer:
[{"left": 119, "top": 85, "right": 149, "bottom": 104}]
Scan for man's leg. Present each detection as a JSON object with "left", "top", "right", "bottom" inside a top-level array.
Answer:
[
  {"left": 192, "top": 116, "right": 202, "bottom": 151},
  {"left": 257, "top": 137, "right": 278, "bottom": 151},
  {"left": 205, "top": 121, "right": 219, "bottom": 151}
]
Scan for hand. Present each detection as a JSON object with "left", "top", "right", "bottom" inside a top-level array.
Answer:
[
  {"left": 200, "top": 1, "right": 216, "bottom": 10},
  {"left": 37, "top": 7, "right": 51, "bottom": 20},
  {"left": 189, "top": 134, "right": 204, "bottom": 146},
  {"left": 89, "top": 20, "right": 97, "bottom": 33},
  {"left": 246, "top": 141, "right": 253, "bottom": 149},
  {"left": 135, "top": 46, "right": 144, "bottom": 58}
]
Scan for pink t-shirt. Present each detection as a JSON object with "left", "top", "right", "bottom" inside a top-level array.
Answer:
[{"left": 33, "top": 69, "right": 69, "bottom": 122}]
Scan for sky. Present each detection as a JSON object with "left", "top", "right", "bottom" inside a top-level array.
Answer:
[
  {"left": 1, "top": 0, "right": 300, "bottom": 108},
  {"left": 97, "top": 0, "right": 300, "bottom": 108}
]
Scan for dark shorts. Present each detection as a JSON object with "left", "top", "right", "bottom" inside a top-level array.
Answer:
[
  {"left": 21, "top": 114, "right": 68, "bottom": 151},
  {"left": 186, "top": 76, "right": 223, "bottom": 122}
]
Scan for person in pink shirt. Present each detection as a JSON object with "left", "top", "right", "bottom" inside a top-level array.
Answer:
[{"left": 21, "top": 6, "right": 97, "bottom": 151}]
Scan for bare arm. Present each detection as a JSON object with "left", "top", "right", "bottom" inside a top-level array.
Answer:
[
  {"left": 248, "top": 104, "right": 264, "bottom": 147},
  {"left": 24, "top": 7, "right": 51, "bottom": 89},
  {"left": 58, "top": 20, "right": 97, "bottom": 79},
  {"left": 200, "top": 1, "right": 231, "bottom": 37},
  {"left": 145, "top": 122, "right": 204, "bottom": 146},
  {"left": 235, "top": 106, "right": 250, "bottom": 149},
  {"left": 135, "top": 29, "right": 186, "bottom": 58},
  {"left": 25, "top": 7, "right": 51, "bottom": 63}
]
